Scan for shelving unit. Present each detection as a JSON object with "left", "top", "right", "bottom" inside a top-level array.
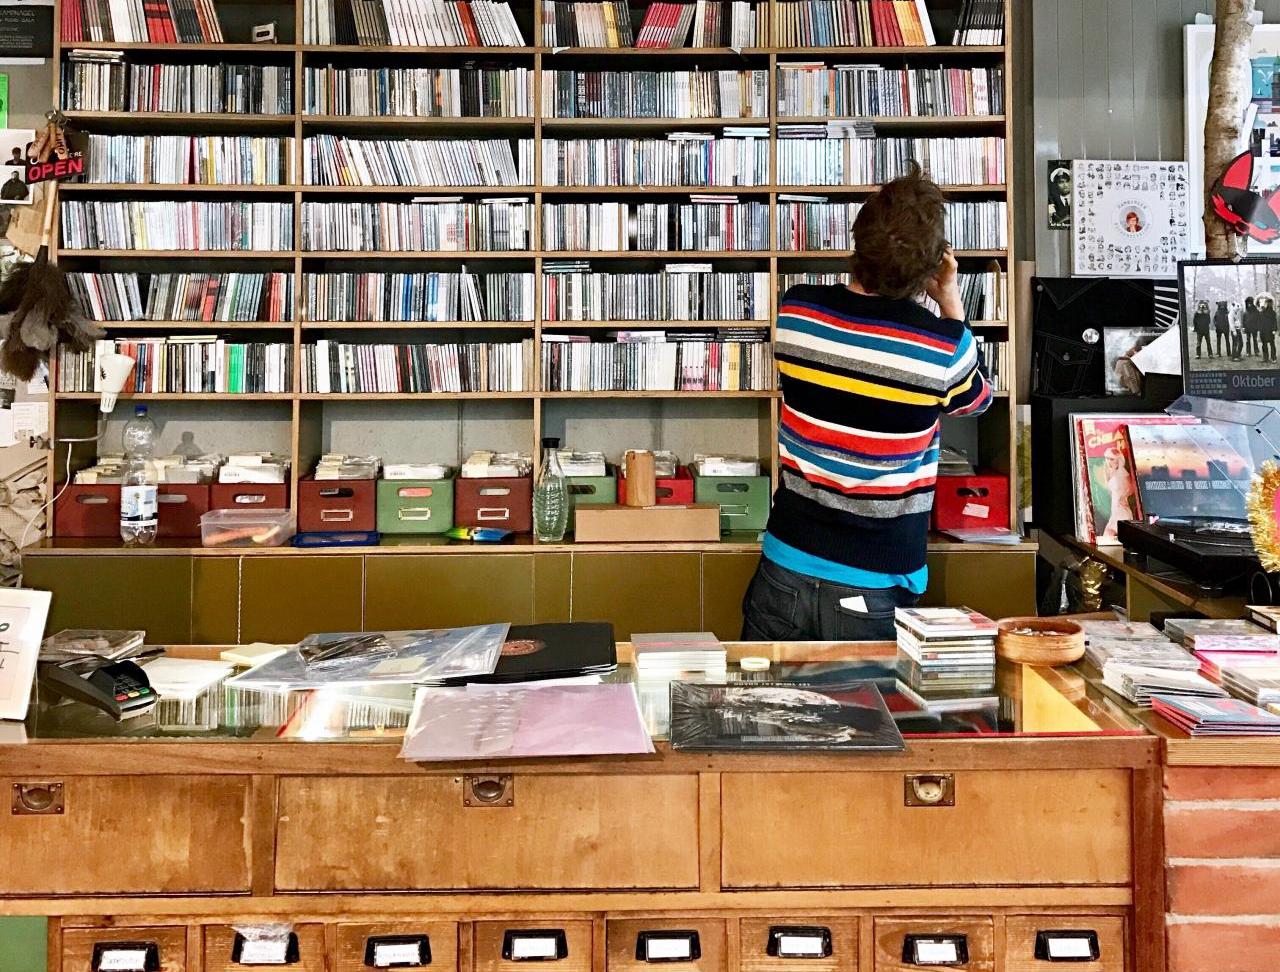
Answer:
[{"left": 46, "top": 0, "right": 1019, "bottom": 544}]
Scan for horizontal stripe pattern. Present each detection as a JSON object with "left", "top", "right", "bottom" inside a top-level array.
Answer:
[{"left": 765, "top": 283, "right": 993, "bottom": 578}]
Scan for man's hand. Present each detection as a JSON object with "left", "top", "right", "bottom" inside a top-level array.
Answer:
[{"left": 924, "top": 247, "right": 965, "bottom": 321}]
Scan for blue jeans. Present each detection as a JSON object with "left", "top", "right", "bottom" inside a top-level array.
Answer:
[{"left": 740, "top": 558, "right": 919, "bottom": 642}]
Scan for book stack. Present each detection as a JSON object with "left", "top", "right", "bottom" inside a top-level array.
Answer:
[
  {"left": 57, "top": 338, "right": 293, "bottom": 394},
  {"left": 776, "top": 130, "right": 1006, "bottom": 186},
  {"left": 1151, "top": 694, "right": 1280, "bottom": 736},
  {"left": 63, "top": 55, "right": 293, "bottom": 115},
  {"left": 60, "top": 0, "right": 224, "bottom": 42},
  {"left": 631, "top": 632, "right": 727, "bottom": 679},
  {"left": 772, "top": 0, "right": 936, "bottom": 47},
  {"left": 68, "top": 272, "right": 295, "bottom": 323},
  {"left": 302, "top": 0, "right": 527, "bottom": 45},
  {"left": 542, "top": 267, "right": 771, "bottom": 322},
  {"left": 303, "top": 134, "right": 534, "bottom": 187},
  {"left": 543, "top": 200, "right": 770, "bottom": 252},
  {"left": 301, "top": 199, "right": 534, "bottom": 252},
  {"left": 952, "top": 0, "right": 1004, "bottom": 45},
  {"left": 894, "top": 607, "right": 997, "bottom": 684},
  {"left": 302, "top": 65, "right": 532, "bottom": 117},
  {"left": 84, "top": 134, "right": 295, "bottom": 186},
  {"left": 304, "top": 271, "right": 535, "bottom": 322},
  {"left": 541, "top": 331, "right": 771, "bottom": 392},
  {"left": 301, "top": 339, "right": 533, "bottom": 393},
  {"left": 775, "top": 63, "right": 1004, "bottom": 118},
  {"left": 541, "top": 132, "right": 770, "bottom": 187},
  {"left": 541, "top": 69, "right": 769, "bottom": 119},
  {"left": 61, "top": 200, "right": 294, "bottom": 252}
]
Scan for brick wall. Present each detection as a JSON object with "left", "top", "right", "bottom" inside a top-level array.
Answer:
[{"left": 1165, "top": 767, "right": 1280, "bottom": 971}]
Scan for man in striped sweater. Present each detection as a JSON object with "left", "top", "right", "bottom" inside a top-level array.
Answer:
[{"left": 743, "top": 166, "right": 992, "bottom": 642}]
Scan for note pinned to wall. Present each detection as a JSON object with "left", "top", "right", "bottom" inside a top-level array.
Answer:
[{"left": 0, "top": 587, "right": 50, "bottom": 721}]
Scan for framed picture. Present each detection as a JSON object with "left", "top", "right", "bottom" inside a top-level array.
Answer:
[
  {"left": 1186, "top": 23, "right": 1280, "bottom": 256},
  {"left": 1047, "top": 159, "right": 1072, "bottom": 230},
  {"left": 1072, "top": 160, "right": 1190, "bottom": 279},
  {"left": 0, "top": 586, "right": 50, "bottom": 720},
  {"left": 1178, "top": 257, "right": 1280, "bottom": 400}
]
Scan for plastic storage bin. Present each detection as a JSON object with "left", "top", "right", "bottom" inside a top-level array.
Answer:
[
  {"left": 693, "top": 472, "right": 772, "bottom": 533},
  {"left": 297, "top": 477, "right": 377, "bottom": 533},
  {"left": 377, "top": 477, "right": 455, "bottom": 535},
  {"left": 932, "top": 474, "right": 1010, "bottom": 531},
  {"left": 200, "top": 508, "right": 296, "bottom": 548}
]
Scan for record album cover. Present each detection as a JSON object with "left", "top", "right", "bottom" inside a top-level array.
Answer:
[
  {"left": 431, "top": 622, "right": 616, "bottom": 685},
  {"left": 1072, "top": 160, "right": 1189, "bottom": 279},
  {"left": 1126, "top": 423, "right": 1252, "bottom": 522}
]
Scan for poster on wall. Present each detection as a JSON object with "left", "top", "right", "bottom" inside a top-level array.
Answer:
[
  {"left": 1185, "top": 23, "right": 1280, "bottom": 256},
  {"left": 1047, "top": 159, "right": 1072, "bottom": 230},
  {"left": 1071, "top": 160, "right": 1190, "bottom": 279},
  {"left": 0, "top": 0, "right": 52, "bottom": 59}
]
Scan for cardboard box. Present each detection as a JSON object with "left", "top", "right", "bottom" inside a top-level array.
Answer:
[{"left": 573, "top": 504, "right": 721, "bottom": 543}]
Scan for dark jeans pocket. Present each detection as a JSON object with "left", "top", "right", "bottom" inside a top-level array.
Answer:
[
  {"left": 827, "top": 586, "right": 918, "bottom": 642},
  {"left": 741, "top": 561, "right": 803, "bottom": 640}
]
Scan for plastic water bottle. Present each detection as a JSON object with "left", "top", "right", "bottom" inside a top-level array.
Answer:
[
  {"left": 120, "top": 405, "right": 158, "bottom": 547},
  {"left": 533, "top": 436, "right": 569, "bottom": 543}
]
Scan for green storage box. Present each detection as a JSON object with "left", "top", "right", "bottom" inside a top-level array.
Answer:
[
  {"left": 567, "top": 471, "right": 617, "bottom": 530},
  {"left": 377, "top": 477, "right": 455, "bottom": 535},
  {"left": 694, "top": 472, "right": 772, "bottom": 533}
]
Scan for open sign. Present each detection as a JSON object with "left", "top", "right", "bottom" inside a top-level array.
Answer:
[{"left": 27, "top": 154, "right": 83, "bottom": 184}]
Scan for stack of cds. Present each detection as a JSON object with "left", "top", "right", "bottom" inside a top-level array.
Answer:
[{"left": 895, "top": 607, "right": 997, "bottom": 688}]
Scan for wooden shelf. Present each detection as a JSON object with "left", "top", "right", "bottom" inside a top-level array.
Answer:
[
  {"left": 300, "top": 321, "right": 535, "bottom": 329},
  {"left": 543, "top": 320, "right": 763, "bottom": 328},
  {"left": 57, "top": 250, "right": 298, "bottom": 258},
  {"left": 301, "top": 114, "right": 535, "bottom": 129},
  {"left": 539, "top": 389, "right": 776, "bottom": 399},
  {"left": 300, "top": 185, "right": 539, "bottom": 195},
  {"left": 65, "top": 111, "right": 295, "bottom": 129},
  {"left": 88, "top": 320, "right": 296, "bottom": 329},
  {"left": 61, "top": 183, "right": 295, "bottom": 193},
  {"left": 777, "top": 114, "right": 1006, "bottom": 126},
  {"left": 58, "top": 41, "right": 1005, "bottom": 56},
  {"left": 299, "top": 44, "right": 540, "bottom": 54},
  {"left": 303, "top": 250, "right": 535, "bottom": 259},
  {"left": 297, "top": 391, "right": 535, "bottom": 400},
  {"left": 58, "top": 40, "right": 296, "bottom": 51},
  {"left": 56, "top": 392, "right": 293, "bottom": 401}
]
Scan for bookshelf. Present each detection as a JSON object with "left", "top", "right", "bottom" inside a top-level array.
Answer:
[{"left": 46, "top": 0, "right": 1020, "bottom": 545}]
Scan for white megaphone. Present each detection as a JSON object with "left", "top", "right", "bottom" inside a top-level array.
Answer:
[{"left": 96, "top": 353, "right": 135, "bottom": 414}]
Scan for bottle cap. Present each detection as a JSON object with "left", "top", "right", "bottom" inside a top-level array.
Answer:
[
  {"left": 740, "top": 656, "right": 770, "bottom": 671},
  {"left": 542, "top": 437, "right": 560, "bottom": 448},
  {"left": 134, "top": 405, "right": 147, "bottom": 416}
]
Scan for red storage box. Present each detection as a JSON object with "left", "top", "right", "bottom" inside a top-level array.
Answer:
[
  {"left": 211, "top": 482, "right": 291, "bottom": 512},
  {"left": 297, "top": 477, "right": 376, "bottom": 533},
  {"left": 157, "top": 484, "right": 210, "bottom": 538},
  {"left": 54, "top": 483, "right": 121, "bottom": 538},
  {"left": 932, "top": 474, "right": 1010, "bottom": 530},
  {"left": 618, "top": 465, "right": 695, "bottom": 506},
  {"left": 454, "top": 476, "right": 532, "bottom": 533}
]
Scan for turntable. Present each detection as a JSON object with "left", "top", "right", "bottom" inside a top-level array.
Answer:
[{"left": 1117, "top": 518, "right": 1259, "bottom": 591}]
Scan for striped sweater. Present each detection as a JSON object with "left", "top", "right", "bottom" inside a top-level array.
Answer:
[{"left": 765, "top": 284, "right": 993, "bottom": 579}]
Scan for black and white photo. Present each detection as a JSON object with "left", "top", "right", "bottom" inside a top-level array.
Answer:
[{"left": 1179, "top": 258, "right": 1280, "bottom": 400}]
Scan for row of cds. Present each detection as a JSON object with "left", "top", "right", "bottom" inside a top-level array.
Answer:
[
  {"left": 539, "top": 0, "right": 765, "bottom": 47},
  {"left": 58, "top": 338, "right": 293, "bottom": 394},
  {"left": 541, "top": 70, "right": 768, "bottom": 119},
  {"left": 775, "top": 64, "right": 1004, "bottom": 118},
  {"left": 301, "top": 200, "right": 534, "bottom": 252},
  {"left": 62, "top": 54, "right": 292, "bottom": 115},
  {"left": 775, "top": 131, "right": 1005, "bottom": 185},
  {"left": 541, "top": 333, "right": 771, "bottom": 391},
  {"left": 542, "top": 133, "right": 769, "bottom": 187},
  {"left": 302, "top": 65, "right": 532, "bottom": 118},
  {"left": 543, "top": 267, "right": 771, "bottom": 321},
  {"left": 774, "top": 199, "right": 1006, "bottom": 251},
  {"left": 68, "top": 272, "right": 296, "bottom": 323},
  {"left": 779, "top": 270, "right": 1006, "bottom": 321},
  {"left": 84, "top": 134, "right": 294, "bottom": 186},
  {"left": 303, "top": 339, "right": 534, "bottom": 392},
  {"left": 304, "top": 272, "right": 536, "bottom": 321},
  {"left": 304, "top": 135, "right": 534, "bottom": 186},
  {"left": 61, "top": 201, "right": 294, "bottom": 252},
  {"left": 303, "top": 0, "right": 526, "bottom": 46},
  {"left": 543, "top": 200, "right": 769, "bottom": 251}
]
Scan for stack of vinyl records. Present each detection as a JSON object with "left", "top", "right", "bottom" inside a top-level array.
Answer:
[
  {"left": 430, "top": 622, "right": 618, "bottom": 685},
  {"left": 894, "top": 607, "right": 996, "bottom": 686}
]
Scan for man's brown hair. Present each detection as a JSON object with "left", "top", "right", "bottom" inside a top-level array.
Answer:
[{"left": 850, "top": 163, "right": 948, "bottom": 300}]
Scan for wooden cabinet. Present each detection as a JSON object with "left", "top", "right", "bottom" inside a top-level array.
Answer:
[
  {"left": 872, "top": 919, "right": 994, "bottom": 972},
  {"left": 738, "top": 919, "right": 858, "bottom": 972},
  {"left": 275, "top": 774, "right": 701, "bottom": 891},
  {"left": 335, "top": 921, "right": 459, "bottom": 972},
  {"left": 607, "top": 919, "right": 727, "bottom": 972},
  {"left": 1002, "top": 917, "right": 1125, "bottom": 972},
  {"left": 62, "top": 926, "right": 187, "bottom": 972},
  {"left": 0, "top": 776, "right": 252, "bottom": 895},
  {"left": 203, "top": 925, "right": 326, "bottom": 972},
  {"left": 720, "top": 770, "right": 1132, "bottom": 888},
  {"left": 474, "top": 921, "right": 594, "bottom": 972}
]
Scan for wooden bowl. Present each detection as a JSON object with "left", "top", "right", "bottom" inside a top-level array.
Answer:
[{"left": 996, "top": 617, "right": 1086, "bottom": 666}]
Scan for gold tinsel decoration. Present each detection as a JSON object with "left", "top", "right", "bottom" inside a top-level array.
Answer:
[{"left": 1248, "top": 460, "right": 1280, "bottom": 573}]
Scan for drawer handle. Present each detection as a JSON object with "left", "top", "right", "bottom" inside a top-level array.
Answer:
[
  {"left": 11, "top": 781, "right": 63, "bottom": 815},
  {"left": 477, "top": 507, "right": 511, "bottom": 522},
  {"left": 233, "top": 494, "right": 268, "bottom": 505},
  {"left": 92, "top": 942, "right": 160, "bottom": 972},
  {"left": 1034, "top": 930, "right": 1100, "bottom": 962},
  {"left": 636, "top": 932, "right": 701, "bottom": 963},
  {"left": 502, "top": 930, "right": 568, "bottom": 961},
  {"left": 319, "top": 487, "right": 354, "bottom": 498},
  {"left": 76, "top": 494, "right": 111, "bottom": 505},
  {"left": 718, "top": 504, "right": 750, "bottom": 517},
  {"left": 398, "top": 508, "right": 434, "bottom": 522},
  {"left": 231, "top": 931, "right": 300, "bottom": 965},
  {"left": 568, "top": 484, "right": 597, "bottom": 496},
  {"left": 398, "top": 487, "right": 435, "bottom": 498},
  {"left": 320, "top": 509, "right": 355, "bottom": 522},
  {"left": 479, "top": 487, "right": 513, "bottom": 497},
  {"left": 157, "top": 494, "right": 189, "bottom": 505},
  {"left": 715, "top": 482, "right": 749, "bottom": 493},
  {"left": 905, "top": 774, "right": 954, "bottom": 807},
  {"left": 464, "top": 774, "right": 513, "bottom": 806},
  {"left": 902, "top": 935, "right": 968, "bottom": 967},
  {"left": 365, "top": 934, "right": 431, "bottom": 968},
  {"left": 766, "top": 927, "right": 832, "bottom": 959}
]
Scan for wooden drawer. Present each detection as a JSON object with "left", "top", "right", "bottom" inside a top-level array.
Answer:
[
  {"left": 1003, "top": 917, "right": 1125, "bottom": 971},
  {"left": 873, "top": 918, "right": 993, "bottom": 972},
  {"left": 739, "top": 919, "right": 858, "bottom": 972},
  {"left": 275, "top": 775, "right": 700, "bottom": 891},
  {"left": 1, "top": 776, "right": 252, "bottom": 894},
  {"left": 721, "top": 770, "right": 1132, "bottom": 888},
  {"left": 204, "top": 925, "right": 326, "bottom": 972},
  {"left": 607, "top": 919, "right": 726, "bottom": 972},
  {"left": 336, "top": 922, "right": 458, "bottom": 972},
  {"left": 475, "top": 920, "right": 593, "bottom": 972},
  {"left": 63, "top": 926, "right": 187, "bottom": 972}
]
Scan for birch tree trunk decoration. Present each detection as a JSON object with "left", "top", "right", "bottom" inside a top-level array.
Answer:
[{"left": 1205, "top": 0, "right": 1257, "bottom": 259}]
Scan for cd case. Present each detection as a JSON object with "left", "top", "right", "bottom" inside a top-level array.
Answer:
[{"left": 669, "top": 681, "right": 906, "bottom": 752}]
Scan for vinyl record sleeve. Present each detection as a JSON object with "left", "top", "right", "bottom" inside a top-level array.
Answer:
[
  {"left": 428, "top": 622, "right": 616, "bottom": 685},
  {"left": 669, "top": 680, "right": 906, "bottom": 752}
]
